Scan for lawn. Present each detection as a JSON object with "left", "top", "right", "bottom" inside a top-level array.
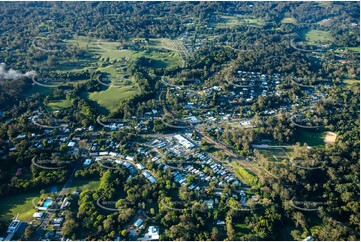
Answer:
[
  {"left": 47, "top": 99, "right": 72, "bottom": 111},
  {"left": 256, "top": 147, "right": 293, "bottom": 163},
  {"left": 67, "top": 178, "right": 100, "bottom": 193},
  {"left": 0, "top": 191, "right": 50, "bottom": 222},
  {"left": 86, "top": 85, "right": 140, "bottom": 114},
  {"left": 303, "top": 29, "right": 332, "bottom": 45},
  {"left": 234, "top": 223, "right": 250, "bottom": 238},
  {"left": 294, "top": 128, "right": 327, "bottom": 147}
]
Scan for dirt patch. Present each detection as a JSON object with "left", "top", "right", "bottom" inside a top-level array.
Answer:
[{"left": 324, "top": 131, "right": 337, "bottom": 144}]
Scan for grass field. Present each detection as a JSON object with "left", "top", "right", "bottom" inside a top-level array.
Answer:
[
  {"left": 294, "top": 129, "right": 327, "bottom": 147},
  {"left": 68, "top": 36, "right": 181, "bottom": 68},
  {"left": 86, "top": 85, "right": 139, "bottom": 114},
  {"left": 47, "top": 99, "right": 72, "bottom": 111},
  {"left": 29, "top": 35, "right": 181, "bottom": 113},
  {"left": 282, "top": 17, "right": 298, "bottom": 24},
  {"left": 342, "top": 78, "right": 360, "bottom": 86},
  {"left": 0, "top": 190, "right": 50, "bottom": 222},
  {"left": 212, "top": 15, "right": 265, "bottom": 29},
  {"left": 232, "top": 162, "right": 259, "bottom": 187},
  {"left": 234, "top": 223, "right": 250, "bottom": 238},
  {"left": 256, "top": 147, "right": 293, "bottom": 163},
  {"left": 67, "top": 178, "right": 100, "bottom": 193},
  {"left": 69, "top": 36, "right": 180, "bottom": 112},
  {"left": 303, "top": 29, "right": 332, "bottom": 45}
]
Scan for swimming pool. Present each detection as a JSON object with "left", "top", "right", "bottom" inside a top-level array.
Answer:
[{"left": 43, "top": 199, "right": 52, "bottom": 208}]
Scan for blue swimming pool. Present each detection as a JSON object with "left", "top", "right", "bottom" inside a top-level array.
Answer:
[{"left": 43, "top": 199, "right": 52, "bottom": 208}]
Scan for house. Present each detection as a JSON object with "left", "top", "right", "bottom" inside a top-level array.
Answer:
[
  {"left": 109, "top": 152, "right": 118, "bottom": 157},
  {"left": 7, "top": 220, "right": 21, "bottom": 233},
  {"left": 33, "top": 212, "right": 44, "bottom": 219},
  {"left": 136, "top": 163, "right": 145, "bottom": 170},
  {"left": 83, "top": 159, "right": 92, "bottom": 166},
  {"left": 216, "top": 220, "right": 225, "bottom": 225},
  {"left": 16, "top": 134, "right": 26, "bottom": 140},
  {"left": 15, "top": 168, "right": 22, "bottom": 176},
  {"left": 52, "top": 218, "right": 64, "bottom": 225},
  {"left": 303, "top": 236, "right": 314, "bottom": 241},
  {"left": 147, "top": 176, "right": 156, "bottom": 184},
  {"left": 138, "top": 226, "right": 159, "bottom": 241},
  {"left": 126, "top": 156, "right": 135, "bottom": 161},
  {"left": 204, "top": 199, "right": 214, "bottom": 209},
  {"left": 67, "top": 141, "right": 76, "bottom": 147},
  {"left": 134, "top": 219, "right": 143, "bottom": 228}
]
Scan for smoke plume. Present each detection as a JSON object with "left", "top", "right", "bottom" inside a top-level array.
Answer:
[{"left": 0, "top": 63, "right": 37, "bottom": 80}]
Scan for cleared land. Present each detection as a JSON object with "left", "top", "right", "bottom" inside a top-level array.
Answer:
[
  {"left": 256, "top": 147, "right": 293, "bottom": 163},
  {"left": 31, "top": 35, "right": 181, "bottom": 113},
  {"left": 67, "top": 178, "right": 100, "bottom": 193},
  {"left": 282, "top": 17, "right": 298, "bottom": 24},
  {"left": 303, "top": 29, "right": 332, "bottom": 45},
  {"left": 342, "top": 79, "right": 360, "bottom": 86},
  {"left": 47, "top": 99, "right": 72, "bottom": 111},
  {"left": 212, "top": 15, "right": 265, "bottom": 29},
  {"left": 232, "top": 162, "right": 259, "bottom": 187},
  {"left": 324, "top": 131, "right": 337, "bottom": 144},
  {"left": 294, "top": 129, "right": 327, "bottom": 147}
]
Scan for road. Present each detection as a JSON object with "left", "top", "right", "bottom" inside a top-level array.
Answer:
[
  {"left": 33, "top": 159, "right": 82, "bottom": 240},
  {"left": 194, "top": 126, "right": 279, "bottom": 181},
  {"left": 158, "top": 80, "right": 279, "bottom": 183}
]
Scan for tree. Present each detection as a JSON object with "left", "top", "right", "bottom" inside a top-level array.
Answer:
[
  {"left": 24, "top": 225, "right": 35, "bottom": 240},
  {"left": 211, "top": 227, "right": 219, "bottom": 240},
  {"left": 62, "top": 218, "right": 79, "bottom": 239}
]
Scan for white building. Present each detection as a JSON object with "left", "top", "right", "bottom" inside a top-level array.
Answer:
[
  {"left": 138, "top": 226, "right": 159, "bottom": 241},
  {"left": 174, "top": 134, "right": 195, "bottom": 149}
]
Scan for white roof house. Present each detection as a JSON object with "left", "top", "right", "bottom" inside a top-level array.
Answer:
[
  {"left": 136, "top": 163, "right": 145, "bottom": 170},
  {"left": 138, "top": 226, "right": 160, "bottom": 241},
  {"left": 147, "top": 176, "right": 156, "bottom": 184},
  {"left": 33, "top": 212, "right": 44, "bottom": 218},
  {"left": 67, "top": 141, "right": 76, "bottom": 147}
]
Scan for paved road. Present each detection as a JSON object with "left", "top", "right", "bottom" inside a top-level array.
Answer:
[
  {"left": 157, "top": 84, "right": 278, "bottom": 183},
  {"left": 33, "top": 159, "right": 82, "bottom": 240}
]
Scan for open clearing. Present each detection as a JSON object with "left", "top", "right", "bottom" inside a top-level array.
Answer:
[
  {"left": 212, "top": 14, "right": 265, "bottom": 29},
  {"left": 232, "top": 162, "right": 259, "bottom": 187},
  {"left": 324, "top": 131, "right": 337, "bottom": 144},
  {"left": 342, "top": 78, "right": 360, "bottom": 86},
  {"left": 256, "top": 147, "right": 293, "bottom": 163},
  {"left": 302, "top": 29, "right": 332, "bottom": 45},
  {"left": 67, "top": 178, "right": 100, "bottom": 193},
  {"left": 47, "top": 99, "right": 72, "bottom": 111},
  {"left": 30, "top": 35, "right": 181, "bottom": 113},
  {"left": 0, "top": 190, "right": 50, "bottom": 222},
  {"left": 294, "top": 129, "right": 327, "bottom": 147},
  {"left": 282, "top": 17, "right": 298, "bottom": 24},
  {"left": 86, "top": 85, "right": 139, "bottom": 113}
]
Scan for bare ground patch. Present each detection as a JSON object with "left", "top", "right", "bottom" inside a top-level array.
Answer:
[{"left": 324, "top": 131, "right": 337, "bottom": 144}]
